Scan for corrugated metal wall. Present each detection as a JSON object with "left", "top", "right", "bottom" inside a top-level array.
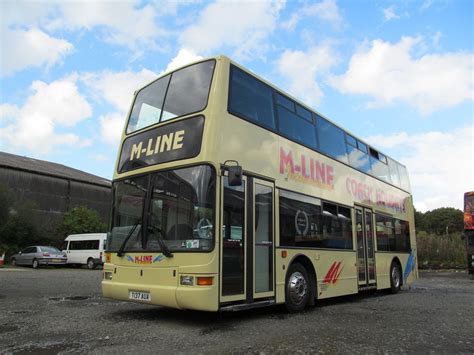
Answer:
[{"left": 0, "top": 166, "right": 111, "bottom": 238}]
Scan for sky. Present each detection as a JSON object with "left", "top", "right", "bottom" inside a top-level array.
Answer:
[{"left": 0, "top": 0, "right": 473, "bottom": 212}]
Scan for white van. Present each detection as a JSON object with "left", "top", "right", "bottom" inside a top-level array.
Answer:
[{"left": 63, "top": 233, "right": 107, "bottom": 269}]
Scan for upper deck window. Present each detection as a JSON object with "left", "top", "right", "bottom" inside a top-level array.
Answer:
[
  {"left": 227, "top": 63, "right": 410, "bottom": 192},
  {"left": 229, "top": 65, "right": 276, "bottom": 130},
  {"left": 317, "top": 115, "right": 348, "bottom": 163},
  {"left": 127, "top": 60, "right": 215, "bottom": 134}
]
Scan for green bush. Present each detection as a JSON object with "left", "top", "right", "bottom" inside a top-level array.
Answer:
[
  {"left": 417, "top": 231, "right": 466, "bottom": 269},
  {"left": 57, "top": 206, "right": 107, "bottom": 237}
]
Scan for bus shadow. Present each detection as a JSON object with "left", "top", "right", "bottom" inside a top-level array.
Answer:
[{"left": 106, "top": 290, "right": 395, "bottom": 330}]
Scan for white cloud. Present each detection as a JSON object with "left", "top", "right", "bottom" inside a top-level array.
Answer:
[
  {"left": 330, "top": 36, "right": 474, "bottom": 115},
  {"left": 1, "top": 0, "right": 171, "bottom": 74},
  {"left": 92, "top": 154, "right": 110, "bottom": 162},
  {"left": 432, "top": 31, "right": 442, "bottom": 48},
  {"left": 0, "top": 76, "right": 92, "bottom": 154},
  {"left": 179, "top": 0, "right": 284, "bottom": 59},
  {"left": 99, "top": 113, "right": 126, "bottom": 147},
  {"left": 0, "top": 104, "right": 20, "bottom": 122},
  {"left": 282, "top": 0, "right": 343, "bottom": 31},
  {"left": 1, "top": 27, "right": 73, "bottom": 76},
  {"left": 365, "top": 125, "right": 474, "bottom": 212},
  {"left": 420, "top": 0, "right": 433, "bottom": 12},
  {"left": 276, "top": 43, "right": 339, "bottom": 105},
  {"left": 383, "top": 5, "right": 400, "bottom": 21},
  {"left": 164, "top": 48, "right": 203, "bottom": 73},
  {"left": 47, "top": 1, "right": 167, "bottom": 51},
  {"left": 83, "top": 69, "right": 157, "bottom": 145},
  {"left": 83, "top": 69, "right": 157, "bottom": 113}
]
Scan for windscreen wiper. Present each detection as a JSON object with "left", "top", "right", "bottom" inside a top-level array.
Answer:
[
  {"left": 148, "top": 224, "right": 173, "bottom": 258},
  {"left": 117, "top": 222, "right": 141, "bottom": 257}
]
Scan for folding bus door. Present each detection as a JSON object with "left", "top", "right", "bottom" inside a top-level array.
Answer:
[
  {"left": 220, "top": 175, "right": 275, "bottom": 306},
  {"left": 355, "top": 206, "right": 376, "bottom": 288}
]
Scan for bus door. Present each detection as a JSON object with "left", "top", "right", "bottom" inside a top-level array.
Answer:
[
  {"left": 220, "top": 175, "right": 275, "bottom": 305},
  {"left": 355, "top": 206, "right": 376, "bottom": 287}
]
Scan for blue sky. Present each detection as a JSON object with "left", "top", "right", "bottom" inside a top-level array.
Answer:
[{"left": 0, "top": 0, "right": 472, "bottom": 212}]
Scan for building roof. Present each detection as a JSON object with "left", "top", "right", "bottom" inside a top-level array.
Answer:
[{"left": 0, "top": 151, "right": 111, "bottom": 187}]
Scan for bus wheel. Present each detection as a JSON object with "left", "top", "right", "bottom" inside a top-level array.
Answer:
[
  {"left": 389, "top": 262, "right": 402, "bottom": 294},
  {"left": 87, "top": 258, "right": 96, "bottom": 270},
  {"left": 285, "top": 263, "right": 310, "bottom": 313}
]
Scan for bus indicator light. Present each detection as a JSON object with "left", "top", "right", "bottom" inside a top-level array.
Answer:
[
  {"left": 196, "top": 277, "right": 213, "bottom": 286},
  {"left": 281, "top": 250, "right": 287, "bottom": 258}
]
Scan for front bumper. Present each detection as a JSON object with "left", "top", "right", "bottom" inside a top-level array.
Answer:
[{"left": 102, "top": 277, "right": 218, "bottom": 311}]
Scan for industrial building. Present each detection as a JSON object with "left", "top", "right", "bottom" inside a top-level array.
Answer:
[{"left": 0, "top": 152, "right": 111, "bottom": 237}]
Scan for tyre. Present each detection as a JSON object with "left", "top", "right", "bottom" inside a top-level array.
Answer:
[
  {"left": 87, "top": 258, "right": 96, "bottom": 270},
  {"left": 32, "top": 259, "right": 39, "bottom": 269},
  {"left": 11, "top": 258, "right": 16, "bottom": 267},
  {"left": 285, "top": 263, "right": 310, "bottom": 313},
  {"left": 389, "top": 262, "right": 402, "bottom": 294}
]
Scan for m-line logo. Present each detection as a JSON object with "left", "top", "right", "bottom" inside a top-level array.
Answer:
[
  {"left": 279, "top": 147, "right": 335, "bottom": 189},
  {"left": 323, "top": 261, "right": 343, "bottom": 284},
  {"left": 130, "top": 130, "right": 186, "bottom": 161},
  {"left": 127, "top": 255, "right": 165, "bottom": 264}
]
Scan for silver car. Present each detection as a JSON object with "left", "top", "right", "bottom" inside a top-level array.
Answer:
[{"left": 11, "top": 246, "right": 67, "bottom": 269}]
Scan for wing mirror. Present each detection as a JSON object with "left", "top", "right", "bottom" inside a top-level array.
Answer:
[{"left": 223, "top": 160, "right": 242, "bottom": 187}]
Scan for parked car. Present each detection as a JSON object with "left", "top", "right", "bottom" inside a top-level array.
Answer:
[
  {"left": 10, "top": 246, "right": 67, "bottom": 269},
  {"left": 63, "top": 233, "right": 107, "bottom": 269}
]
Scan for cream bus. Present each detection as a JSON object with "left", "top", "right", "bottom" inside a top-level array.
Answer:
[{"left": 102, "top": 55, "right": 418, "bottom": 312}]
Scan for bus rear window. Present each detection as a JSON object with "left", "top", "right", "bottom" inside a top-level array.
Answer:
[{"left": 127, "top": 60, "right": 215, "bottom": 133}]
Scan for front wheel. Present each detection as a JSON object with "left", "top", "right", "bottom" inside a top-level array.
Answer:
[
  {"left": 285, "top": 263, "right": 310, "bottom": 313},
  {"left": 87, "top": 258, "right": 96, "bottom": 270},
  {"left": 389, "top": 262, "right": 402, "bottom": 294},
  {"left": 11, "top": 258, "right": 16, "bottom": 267},
  {"left": 32, "top": 259, "right": 39, "bottom": 269}
]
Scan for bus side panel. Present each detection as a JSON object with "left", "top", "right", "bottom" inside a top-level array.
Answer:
[
  {"left": 275, "top": 249, "right": 358, "bottom": 304},
  {"left": 375, "top": 252, "right": 416, "bottom": 290}
]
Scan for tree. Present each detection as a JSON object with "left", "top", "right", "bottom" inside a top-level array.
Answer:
[
  {"left": 422, "top": 207, "right": 463, "bottom": 235},
  {"left": 414, "top": 208, "right": 426, "bottom": 232},
  {"left": 57, "top": 206, "right": 107, "bottom": 237}
]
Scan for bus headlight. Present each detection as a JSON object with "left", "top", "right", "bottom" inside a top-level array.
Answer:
[
  {"left": 180, "top": 275, "right": 194, "bottom": 286},
  {"left": 104, "top": 271, "right": 113, "bottom": 280}
]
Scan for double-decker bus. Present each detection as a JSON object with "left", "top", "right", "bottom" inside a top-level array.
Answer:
[
  {"left": 102, "top": 56, "right": 418, "bottom": 312},
  {"left": 464, "top": 191, "right": 474, "bottom": 276}
]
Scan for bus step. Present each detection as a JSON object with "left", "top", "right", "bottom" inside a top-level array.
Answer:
[{"left": 220, "top": 300, "right": 275, "bottom": 312}]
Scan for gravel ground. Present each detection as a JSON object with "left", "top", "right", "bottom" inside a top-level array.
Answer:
[{"left": 0, "top": 267, "right": 472, "bottom": 354}]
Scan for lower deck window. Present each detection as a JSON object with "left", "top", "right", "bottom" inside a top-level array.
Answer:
[
  {"left": 279, "top": 190, "right": 353, "bottom": 249},
  {"left": 375, "top": 214, "right": 411, "bottom": 252}
]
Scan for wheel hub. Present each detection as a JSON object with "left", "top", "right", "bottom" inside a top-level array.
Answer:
[
  {"left": 392, "top": 267, "right": 401, "bottom": 288},
  {"left": 288, "top": 271, "right": 307, "bottom": 305}
]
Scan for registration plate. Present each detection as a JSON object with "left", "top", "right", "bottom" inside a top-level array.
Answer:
[
  {"left": 52, "top": 259, "right": 62, "bottom": 262},
  {"left": 129, "top": 290, "right": 151, "bottom": 302}
]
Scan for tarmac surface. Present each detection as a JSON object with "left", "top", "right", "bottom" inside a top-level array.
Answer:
[{"left": 0, "top": 267, "right": 473, "bottom": 354}]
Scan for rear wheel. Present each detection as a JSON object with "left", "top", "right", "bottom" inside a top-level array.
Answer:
[
  {"left": 32, "top": 259, "right": 39, "bottom": 269},
  {"left": 389, "top": 262, "right": 402, "bottom": 294},
  {"left": 285, "top": 263, "right": 310, "bottom": 313},
  {"left": 87, "top": 258, "right": 96, "bottom": 270}
]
